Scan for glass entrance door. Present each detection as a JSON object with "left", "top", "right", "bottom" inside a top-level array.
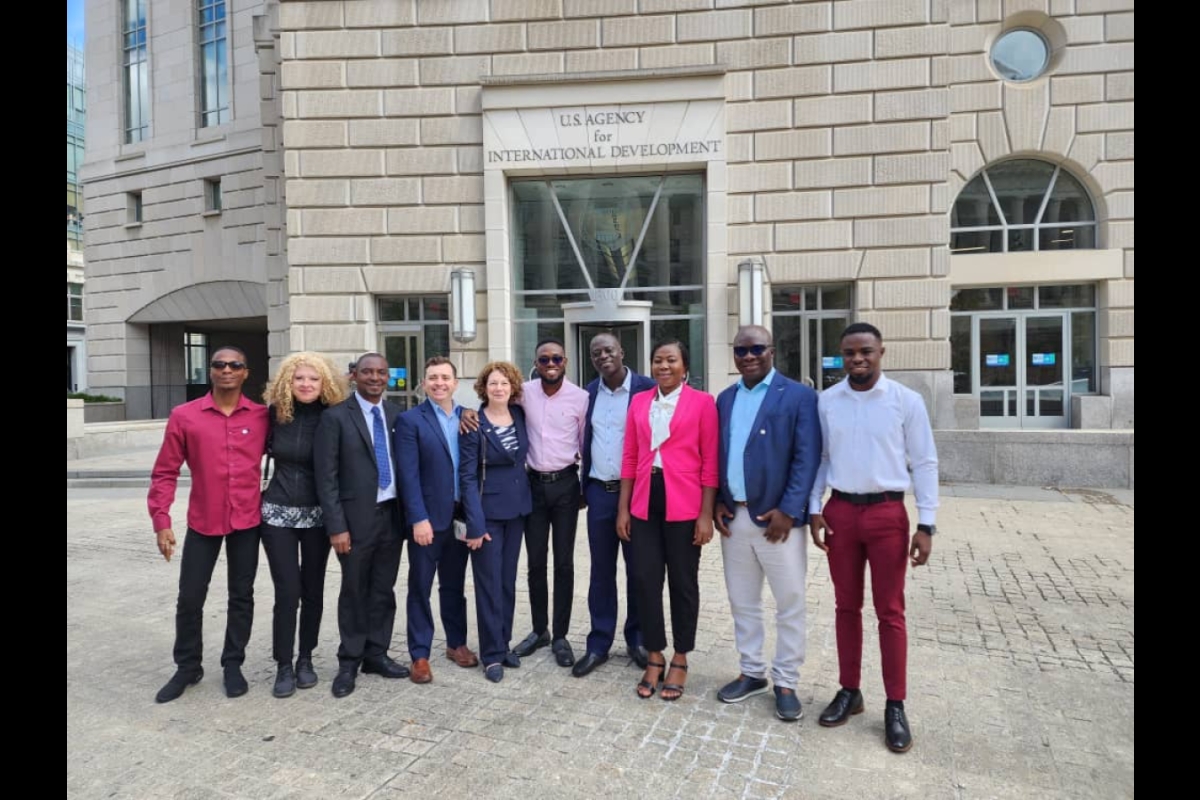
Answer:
[
  {"left": 381, "top": 331, "right": 422, "bottom": 410},
  {"left": 978, "top": 317, "right": 1019, "bottom": 426},
  {"left": 976, "top": 313, "right": 1067, "bottom": 428},
  {"left": 1024, "top": 314, "right": 1066, "bottom": 427},
  {"left": 575, "top": 323, "right": 643, "bottom": 387}
]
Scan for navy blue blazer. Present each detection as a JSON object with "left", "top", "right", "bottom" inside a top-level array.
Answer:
[
  {"left": 580, "top": 368, "right": 657, "bottom": 494},
  {"left": 395, "top": 400, "right": 462, "bottom": 534},
  {"left": 716, "top": 372, "right": 821, "bottom": 527},
  {"left": 460, "top": 405, "right": 532, "bottom": 539}
]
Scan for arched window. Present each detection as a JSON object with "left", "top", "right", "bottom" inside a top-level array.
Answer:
[{"left": 951, "top": 159, "right": 1097, "bottom": 255}]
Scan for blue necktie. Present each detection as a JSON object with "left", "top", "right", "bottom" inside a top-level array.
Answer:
[{"left": 371, "top": 406, "right": 391, "bottom": 490}]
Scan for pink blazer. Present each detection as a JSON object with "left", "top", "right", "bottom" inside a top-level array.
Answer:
[{"left": 621, "top": 384, "right": 719, "bottom": 522}]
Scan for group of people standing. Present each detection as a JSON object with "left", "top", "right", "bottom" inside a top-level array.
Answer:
[{"left": 147, "top": 320, "right": 938, "bottom": 754}]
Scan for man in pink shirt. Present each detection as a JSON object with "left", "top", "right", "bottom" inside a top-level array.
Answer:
[
  {"left": 148, "top": 346, "right": 269, "bottom": 703},
  {"left": 512, "top": 338, "right": 589, "bottom": 667}
]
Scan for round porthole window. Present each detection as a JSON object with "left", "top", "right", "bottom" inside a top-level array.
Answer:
[{"left": 990, "top": 28, "right": 1051, "bottom": 83}]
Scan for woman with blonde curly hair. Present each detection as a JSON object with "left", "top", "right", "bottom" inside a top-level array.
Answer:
[{"left": 260, "top": 352, "right": 348, "bottom": 697}]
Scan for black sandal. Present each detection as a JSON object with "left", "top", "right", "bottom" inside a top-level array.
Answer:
[
  {"left": 662, "top": 659, "right": 689, "bottom": 702},
  {"left": 637, "top": 659, "right": 666, "bottom": 699}
]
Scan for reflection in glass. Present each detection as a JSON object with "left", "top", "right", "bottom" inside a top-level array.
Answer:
[
  {"left": 950, "top": 287, "right": 1003, "bottom": 311},
  {"left": 1040, "top": 284, "right": 1095, "bottom": 309},
  {"left": 951, "top": 316, "right": 971, "bottom": 394},
  {"left": 950, "top": 229, "right": 1002, "bottom": 254},
  {"left": 980, "top": 390, "right": 1006, "bottom": 417},
  {"left": 979, "top": 318, "right": 1016, "bottom": 387},
  {"left": 951, "top": 174, "right": 1000, "bottom": 228},
  {"left": 1042, "top": 170, "right": 1095, "bottom": 223},
  {"left": 1007, "top": 286, "right": 1035, "bottom": 309},
  {"left": 1038, "top": 225, "right": 1096, "bottom": 251},
  {"left": 822, "top": 284, "right": 851, "bottom": 310},
  {"left": 990, "top": 29, "right": 1051, "bottom": 82},
  {"left": 989, "top": 160, "right": 1056, "bottom": 225},
  {"left": 1071, "top": 311, "right": 1097, "bottom": 393},
  {"left": 774, "top": 316, "right": 802, "bottom": 381}
]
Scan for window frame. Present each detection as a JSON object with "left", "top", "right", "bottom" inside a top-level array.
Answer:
[
  {"left": 197, "top": 0, "right": 231, "bottom": 129},
  {"left": 122, "top": 0, "right": 150, "bottom": 144},
  {"left": 950, "top": 160, "right": 1098, "bottom": 255}
]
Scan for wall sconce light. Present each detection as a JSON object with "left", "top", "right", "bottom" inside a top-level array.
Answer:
[
  {"left": 450, "top": 267, "right": 477, "bottom": 343},
  {"left": 738, "top": 257, "right": 765, "bottom": 326}
]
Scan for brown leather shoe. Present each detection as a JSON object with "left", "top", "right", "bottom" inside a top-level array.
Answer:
[
  {"left": 445, "top": 645, "right": 479, "bottom": 668},
  {"left": 410, "top": 658, "right": 433, "bottom": 684}
]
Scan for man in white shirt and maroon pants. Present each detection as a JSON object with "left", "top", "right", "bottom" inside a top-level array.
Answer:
[{"left": 808, "top": 322, "right": 939, "bottom": 753}]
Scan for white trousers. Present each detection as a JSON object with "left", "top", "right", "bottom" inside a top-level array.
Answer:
[{"left": 720, "top": 506, "right": 808, "bottom": 689}]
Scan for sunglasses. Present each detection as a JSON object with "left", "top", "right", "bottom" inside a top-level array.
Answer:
[
  {"left": 210, "top": 360, "right": 247, "bottom": 371},
  {"left": 537, "top": 355, "right": 565, "bottom": 366},
  {"left": 733, "top": 344, "right": 770, "bottom": 358}
]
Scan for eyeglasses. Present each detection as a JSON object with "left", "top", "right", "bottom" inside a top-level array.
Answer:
[
  {"left": 733, "top": 344, "right": 770, "bottom": 358},
  {"left": 210, "top": 360, "right": 247, "bottom": 371},
  {"left": 537, "top": 355, "right": 565, "bottom": 366}
]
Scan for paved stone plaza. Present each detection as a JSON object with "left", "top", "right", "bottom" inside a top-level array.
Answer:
[{"left": 67, "top": 482, "right": 1133, "bottom": 799}]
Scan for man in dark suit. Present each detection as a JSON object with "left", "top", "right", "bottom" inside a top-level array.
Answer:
[
  {"left": 396, "top": 356, "right": 475, "bottom": 684},
  {"left": 713, "top": 326, "right": 821, "bottom": 722},
  {"left": 313, "top": 352, "right": 411, "bottom": 698},
  {"left": 571, "top": 333, "right": 657, "bottom": 678}
]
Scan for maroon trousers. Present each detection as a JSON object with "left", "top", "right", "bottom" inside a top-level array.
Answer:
[{"left": 823, "top": 495, "right": 910, "bottom": 701}]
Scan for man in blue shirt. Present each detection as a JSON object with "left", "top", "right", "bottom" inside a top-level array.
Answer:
[
  {"left": 714, "top": 326, "right": 821, "bottom": 721},
  {"left": 396, "top": 356, "right": 476, "bottom": 684}
]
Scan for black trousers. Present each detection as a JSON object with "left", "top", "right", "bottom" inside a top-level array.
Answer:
[
  {"left": 174, "top": 526, "right": 260, "bottom": 673},
  {"left": 261, "top": 523, "right": 331, "bottom": 664},
  {"left": 524, "top": 470, "right": 581, "bottom": 639},
  {"left": 335, "top": 503, "right": 403, "bottom": 668},
  {"left": 629, "top": 474, "right": 701, "bottom": 654}
]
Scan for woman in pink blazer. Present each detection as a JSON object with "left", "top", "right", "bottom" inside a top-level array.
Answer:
[{"left": 616, "top": 340, "right": 718, "bottom": 701}]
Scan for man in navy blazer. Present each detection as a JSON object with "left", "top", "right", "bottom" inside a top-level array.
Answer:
[
  {"left": 396, "top": 357, "right": 476, "bottom": 684},
  {"left": 572, "top": 333, "right": 658, "bottom": 678},
  {"left": 713, "top": 325, "right": 821, "bottom": 722}
]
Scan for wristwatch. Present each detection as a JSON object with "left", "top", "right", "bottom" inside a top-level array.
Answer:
[{"left": 917, "top": 524, "right": 936, "bottom": 535}]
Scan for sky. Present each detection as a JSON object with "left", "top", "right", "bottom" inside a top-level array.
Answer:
[{"left": 68, "top": 0, "right": 85, "bottom": 48}]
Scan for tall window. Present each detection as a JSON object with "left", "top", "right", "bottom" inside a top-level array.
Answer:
[
  {"left": 185, "top": 332, "right": 209, "bottom": 384},
  {"left": 199, "top": 1, "right": 230, "bottom": 128},
  {"left": 68, "top": 283, "right": 84, "bottom": 322},
  {"left": 123, "top": 0, "right": 149, "bottom": 143},
  {"left": 67, "top": 45, "right": 86, "bottom": 252},
  {"left": 511, "top": 174, "right": 706, "bottom": 388},
  {"left": 772, "top": 284, "right": 852, "bottom": 389},
  {"left": 951, "top": 160, "right": 1097, "bottom": 254},
  {"left": 378, "top": 297, "right": 452, "bottom": 409}
]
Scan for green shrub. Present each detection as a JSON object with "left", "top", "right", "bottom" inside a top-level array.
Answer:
[{"left": 67, "top": 392, "right": 123, "bottom": 403}]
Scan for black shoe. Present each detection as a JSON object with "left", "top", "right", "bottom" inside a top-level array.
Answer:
[
  {"left": 485, "top": 664, "right": 505, "bottom": 683},
  {"left": 626, "top": 644, "right": 649, "bottom": 669},
  {"left": 273, "top": 663, "right": 296, "bottom": 699},
  {"left": 223, "top": 665, "right": 248, "bottom": 698},
  {"left": 331, "top": 667, "right": 357, "bottom": 698},
  {"left": 502, "top": 651, "right": 522, "bottom": 669},
  {"left": 512, "top": 630, "right": 551, "bottom": 657},
  {"left": 155, "top": 668, "right": 203, "bottom": 704},
  {"left": 362, "top": 655, "right": 410, "bottom": 679},
  {"left": 885, "top": 705, "right": 914, "bottom": 753},
  {"left": 716, "top": 674, "right": 769, "bottom": 704},
  {"left": 818, "top": 688, "right": 864, "bottom": 727},
  {"left": 552, "top": 638, "right": 575, "bottom": 667},
  {"left": 295, "top": 656, "right": 318, "bottom": 689},
  {"left": 571, "top": 651, "right": 608, "bottom": 677},
  {"left": 774, "top": 687, "right": 803, "bottom": 722}
]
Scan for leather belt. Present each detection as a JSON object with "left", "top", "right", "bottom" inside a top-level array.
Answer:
[
  {"left": 592, "top": 479, "right": 621, "bottom": 493},
  {"left": 528, "top": 464, "right": 578, "bottom": 483},
  {"left": 650, "top": 466, "right": 664, "bottom": 475},
  {"left": 832, "top": 489, "right": 904, "bottom": 505}
]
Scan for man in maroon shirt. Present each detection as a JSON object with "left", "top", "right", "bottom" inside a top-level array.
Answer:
[{"left": 148, "top": 346, "right": 269, "bottom": 703}]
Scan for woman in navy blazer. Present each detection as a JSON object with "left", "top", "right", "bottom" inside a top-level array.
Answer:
[{"left": 459, "top": 361, "right": 533, "bottom": 682}]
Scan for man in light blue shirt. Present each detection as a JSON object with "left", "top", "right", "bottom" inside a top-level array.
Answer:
[
  {"left": 714, "top": 326, "right": 821, "bottom": 722},
  {"left": 396, "top": 357, "right": 475, "bottom": 683}
]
